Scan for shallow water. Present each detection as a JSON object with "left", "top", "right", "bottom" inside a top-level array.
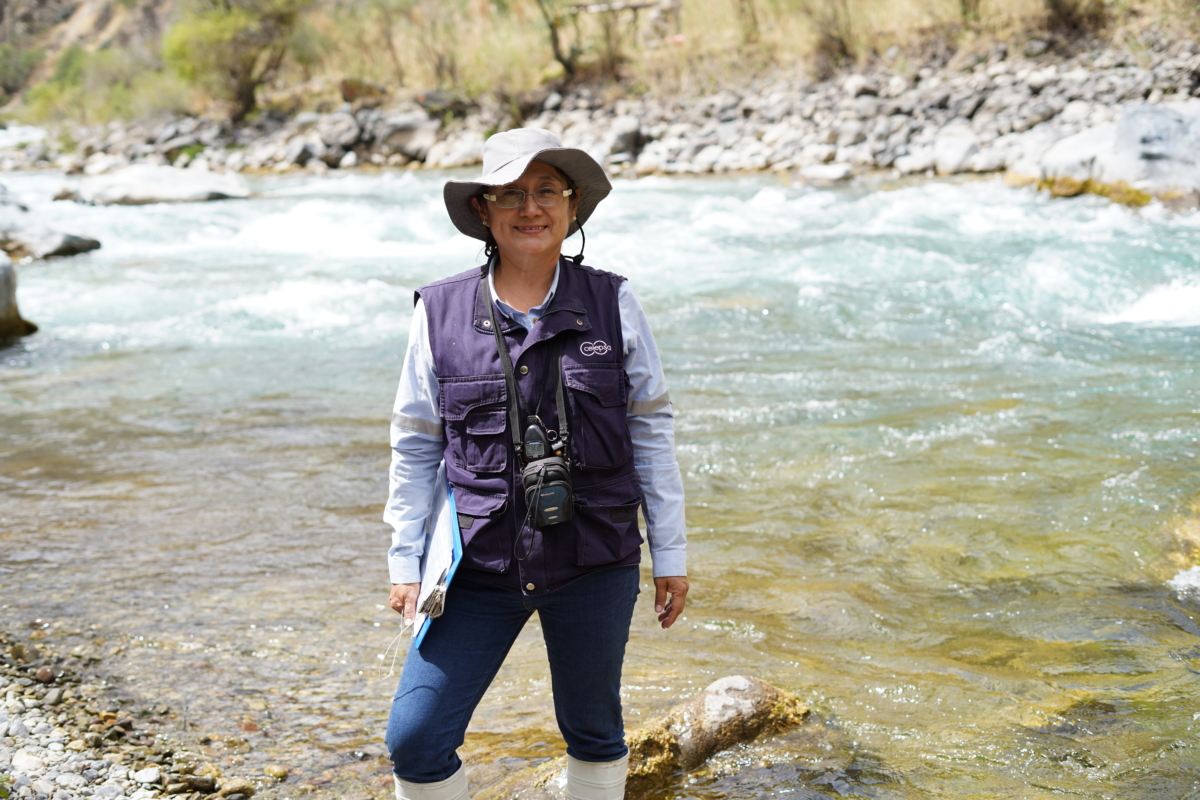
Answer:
[{"left": 2, "top": 168, "right": 1200, "bottom": 799}]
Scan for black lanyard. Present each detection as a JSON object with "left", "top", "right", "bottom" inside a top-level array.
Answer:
[{"left": 479, "top": 273, "right": 569, "bottom": 456}]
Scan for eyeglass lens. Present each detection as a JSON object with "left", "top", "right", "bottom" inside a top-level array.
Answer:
[{"left": 493, "top": 187, "right": 569, "bottom": 208}]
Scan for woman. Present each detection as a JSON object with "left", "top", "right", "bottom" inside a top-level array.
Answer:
[{"left": 383, "top": 127, "right": 688, "bottom": 800}]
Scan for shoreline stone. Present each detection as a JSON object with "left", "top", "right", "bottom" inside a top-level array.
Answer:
[
  {"left": 0, "top": 628, "right": 259, "bottom": 800},
  {"left": 475, "top": 675, "right": 810, "bottom": 800},
  {"left": 59, "top": 165, "right": 252, "bottom": 206},
  {"left": 0, "top": 185, "right": 100, "bottom": 260},
  {"left": 0, "top": 257, "right": 37, "bottom": 339},
  {"left": 0, "top": 37, "right": 1196, "bottom": 207}
]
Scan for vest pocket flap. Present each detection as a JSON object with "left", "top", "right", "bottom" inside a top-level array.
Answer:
[
  {"left": 574, "top": 475, "right": 643, "bottom": 508},
  {"left": 564, "top": 365, "right": 627, "bottom": 408},
  {"left": 440, "top": 377, "right": 507, "bottom": 421},
  {"left": 465, "top": 407, "right": 506, "bottom": 435},
  {"left": 572, "top": 479, "right": 643, "bottom": 567},
  {"left": 450, "top": 485, "right": 508, "bottom": 518}
]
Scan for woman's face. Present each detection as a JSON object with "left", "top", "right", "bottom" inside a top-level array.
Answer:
[{"left": 473, "top": 161, "right": 579, "bottom": 265}]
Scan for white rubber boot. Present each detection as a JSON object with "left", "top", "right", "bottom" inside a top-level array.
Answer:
[
  {"left": 565, "top": 754, "right": 628, "bottom": 800},
  {"left": 394, "top": 763, "right": 470, "bottom": 800}
]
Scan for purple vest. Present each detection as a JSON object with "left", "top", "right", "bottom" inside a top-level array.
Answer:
[{"left": 417, "top": 258, "right": 643, "bottom": 596}]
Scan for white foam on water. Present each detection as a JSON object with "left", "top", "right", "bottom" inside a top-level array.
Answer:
[
  {"left": 747, "top": 187, "right": 789, "bottom": 208},
  {"left": 214, "top": 277, "right": 410, "bottom": 339},
  {"left": 263, "top": 169, "right": 421, "bottom": 198},
  {"left": 1168, "top": 566, "right": 1200, "bottom": 595},
  {"left": 232, "top": 199, "right": 404, "bottom": 256},
  {"left": 42, "top": 276, "right": 413, "bottom": 349},
  {"left": 1102, "top": 279, "right": 1200, "bottom": 327}
]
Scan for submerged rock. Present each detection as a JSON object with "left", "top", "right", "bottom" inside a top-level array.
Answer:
[
  {"left": 475, "top": 675, "right": 809, "bottom": 800},
  {"left": 0, "top": 184, "right": 101, "bottom": 259},
  {"left": 64, "top": 164, "right": 252, "bottom": 205},
  {"left": 1, "top": 258, "right": 37, "bottom": 338}
]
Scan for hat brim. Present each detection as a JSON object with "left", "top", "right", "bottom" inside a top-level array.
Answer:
[{"left": 443, "top": 146, "right": 612, "bottom": 242}]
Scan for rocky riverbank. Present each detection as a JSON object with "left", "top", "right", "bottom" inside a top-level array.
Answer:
[
  {"left": 0, "top": 35, "right": 1196, "bottom": 207},
  {"left": 0, "top": 629, "right": 282, "bottom": 800}
]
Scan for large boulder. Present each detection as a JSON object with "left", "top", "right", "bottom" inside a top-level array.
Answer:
[
  {"left": 603, "top": 115, "right": 642, "bottom": 157},
  {"left": 1037, "top": 101, "right": 1200, "bottom": 202},
  {"left": 474, "top": 675, "right": 810, "bottom": 800},
  {"left": 424, "top": 131, "right": 485, "bottom": 169},
  {"left": 934, "top": 124, "right": 980, "bottom": 175},
  {"left": 63, "top": 164, "right": 252, "bottom": 205},
  {"left": 372, "top": 111, "right": 441, "bottom": 160},
  {"left": 0, "top": 185, "right": 100, "bottom": 259},
  {"left": 1095, "top": 101, "right": 1200, "bottom": 196},
  {"left": 1, "top": 257, "right": 37, "bottom": 338},
  {"left": 1038, "top": 124, "right": 1117, "bottom": 193},
  {"left": 316, "top": 111, "right": 362, "bottom": 148}
]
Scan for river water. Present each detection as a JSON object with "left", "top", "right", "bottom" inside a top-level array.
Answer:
[{"left": 2, "top": 168, "right": 1199, "bottom": 799}]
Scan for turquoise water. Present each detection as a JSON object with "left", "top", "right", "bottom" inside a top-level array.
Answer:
[{"left": 2, "top": 169, "right": 1199, "bottom": 799}]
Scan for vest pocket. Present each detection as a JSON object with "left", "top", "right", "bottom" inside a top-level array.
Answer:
[
  {"left": 564, "top": 364, "right": 632, "bottom": 471},
  {"left": 572, "top": 476, "right": 644, "bottom": 566},
  {"left": 441, "top": 377, "right": 509, "bottom": 474},
  {"left": 451, "top": 484, "right": 510, "bottom": 574}
]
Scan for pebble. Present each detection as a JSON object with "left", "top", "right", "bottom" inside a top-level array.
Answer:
[
  {"left": 133, "top": 765, "right": 162, "bottom": 784},
  {"left": 0, "top": 627, "right": 259, "bottom": 800},
  {"left": 12, "top": 748, "right": 44, "bottom": 771},
  {"left": 263, "top": 764, "right": 289, "bottom": 780},
  {"left": 218, "top": 777, "right": 257, "bottom": 796}
]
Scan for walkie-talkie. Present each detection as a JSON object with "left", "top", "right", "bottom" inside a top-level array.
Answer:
[{"left": 523, "top": 419, "right": 550, "bottom": 462}]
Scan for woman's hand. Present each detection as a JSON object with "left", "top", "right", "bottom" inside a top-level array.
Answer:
[
  {"left": 390, "top": 583, "right": 421, "bottom": 626},
  {"left": 653, "top": 576, "right": 688, "bottom": 629}
]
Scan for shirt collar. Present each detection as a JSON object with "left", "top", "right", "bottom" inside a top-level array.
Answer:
[{"left": 488, "top": 259, "right": 560, "bottom": 328}]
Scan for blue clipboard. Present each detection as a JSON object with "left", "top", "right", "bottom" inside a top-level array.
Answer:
[{"left": 411, "top": 461, "right": 463, "bottom": 649}]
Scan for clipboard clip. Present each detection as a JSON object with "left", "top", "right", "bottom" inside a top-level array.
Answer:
[{"left": 418, "top": 567, "right": 450, "bottom": 619}]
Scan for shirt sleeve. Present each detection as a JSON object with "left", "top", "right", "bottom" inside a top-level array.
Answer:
[
  {"left": 383, "top": 298, "right": 445, "bottom": 584},
  {"left": 619, "top": 281, "right": 687, "bottom": 578}
]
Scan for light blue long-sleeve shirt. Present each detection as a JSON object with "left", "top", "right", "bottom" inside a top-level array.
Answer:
[{"left": 385, "top": 264, "right": 687, "bottom": 585}]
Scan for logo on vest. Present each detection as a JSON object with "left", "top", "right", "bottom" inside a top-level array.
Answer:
[{"left": 580, "top": 340, "right": 612, "bottom": 356}]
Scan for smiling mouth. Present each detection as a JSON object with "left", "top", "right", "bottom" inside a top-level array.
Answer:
[{"left": 515, "top": 225, "right": 548, "bottom": 232}]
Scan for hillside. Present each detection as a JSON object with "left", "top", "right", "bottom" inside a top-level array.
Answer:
[{"left": 1, "top": 0, "right": 1197, "bottom": 126}]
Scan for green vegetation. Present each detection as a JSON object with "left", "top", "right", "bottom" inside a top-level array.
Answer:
[
  {"left": 163, "top": 0, "right": 312, "bottom": 122},
  {"left": 0, "top": 44, "right": 42, "bottom": 98},
  {"left": 21, "top": 45, "right": 192, "bottom": 124},
  {"left": 7, "top": 0, "right": 1200, "bottom": 124}
]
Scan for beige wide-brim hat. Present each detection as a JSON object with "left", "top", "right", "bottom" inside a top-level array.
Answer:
[{"left": 444, "top": 127, "right": 612, "bottom": 242}]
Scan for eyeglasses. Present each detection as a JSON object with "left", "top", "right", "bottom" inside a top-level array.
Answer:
[{"left": 483, "top": 187, "right": 573, "bottom": 209}]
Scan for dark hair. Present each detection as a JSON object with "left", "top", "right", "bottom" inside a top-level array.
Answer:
[
  {"left": 483, "top": 226, "right": 499, "bottom": 264},
  {"left": 475, "top": 190, "right": 499, "bottom": 263}
]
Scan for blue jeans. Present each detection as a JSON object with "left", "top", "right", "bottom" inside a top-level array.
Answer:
[{"left": 385, "top": 566, "right": 641, "bottom": 783}]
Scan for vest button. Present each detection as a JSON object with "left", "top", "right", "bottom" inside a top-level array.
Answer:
[
  {"left": 519, "top": 365, "right": 529, "bottom": 375},
  {"left": 483, "top": 320, "right": 492, "bottom": 328},
  {"left": 525, "top": 583, "right": 536, "bottom": 591},
  {"left": 575, "top": 319, "right": 583, "bottom": 326}
]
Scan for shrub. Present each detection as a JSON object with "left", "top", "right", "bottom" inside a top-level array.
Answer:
[
  {"left": 19, "top": 46, "right": 192, "bottom": 124},
  {"left": 1044, "top": 0, "right": 1109, "bottom": 33},
  {"left": 802, "top": 0, "right": 858, "bottom": 75},
  {"left": 163, "top": 0, "right": 312, "bottom": 121},
  {"left": 0, "top": 45, "right": 43, "bottom": 97}
]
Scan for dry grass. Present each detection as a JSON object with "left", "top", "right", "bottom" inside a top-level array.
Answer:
[
  {"left": 294, "top": 1, "right": 555, "bottom": 100},
  {"left": 13, "top": 0, "right": 1200, "bottom": 124},
  {"left": 285, "top": 0, "right": 981, "bottom": 101}
]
